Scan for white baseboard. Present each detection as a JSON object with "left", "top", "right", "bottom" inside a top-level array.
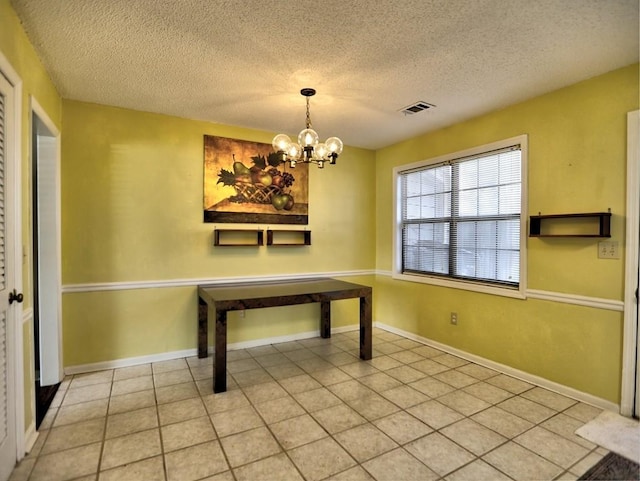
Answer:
[
  {"left": 64, "top": 325, "right": 360, "bottom": 375},
  {"left": 24, "top": 422, "right": 38, "bottom": 454},
  {"left": 376, "top": 322, "right": 620, "bottom": 413}
]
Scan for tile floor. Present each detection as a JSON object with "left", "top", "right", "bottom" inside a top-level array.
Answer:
[{"left": 10, "top": 328, "right": 613, "bottom": 481}]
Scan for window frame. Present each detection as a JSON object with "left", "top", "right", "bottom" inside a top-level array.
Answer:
[{"left": 392, "top": 135, "right": 528, "bottom": 299}]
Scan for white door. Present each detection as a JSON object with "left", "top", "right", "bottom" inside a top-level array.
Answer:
[{"left": 0, "top": 72, "right": 18, "bottom": 481}]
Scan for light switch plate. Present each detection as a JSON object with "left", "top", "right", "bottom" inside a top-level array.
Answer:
[{"left": 598, "top": 241, "right": 619, "bottom": 259}]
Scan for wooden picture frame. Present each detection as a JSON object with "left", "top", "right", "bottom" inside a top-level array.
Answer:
[{"left": 203, "top": 135, "right": 309, "bottom": 224}]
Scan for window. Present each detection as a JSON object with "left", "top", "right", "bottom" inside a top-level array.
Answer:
[{"left": 394, "top": 136, "right": 527, "bottom": 297}]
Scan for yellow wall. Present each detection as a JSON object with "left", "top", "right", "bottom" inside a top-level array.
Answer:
[
  {"left": 61, "top": 100, "right": 376, "bottom": 365},
  {"left": 0, "top": 0, "right": 62, "bottom": 433},
  {"left": 375, "top": 64, "right": 639, "bottom": 403}
]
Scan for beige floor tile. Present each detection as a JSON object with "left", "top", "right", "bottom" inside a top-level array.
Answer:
[
  {"left": 189, "top": 365, "right": 213, "bottom": 381},
  {"left": 41, "top": 418, "right": 105, "bottom": 454},
  {"left": 29, "top": 442, "right": 101, "bottom": 481},
  {"left": 278, "top": 374, "right": 322, "bottom": 394},
  {"left": 270, "top": 413, "right": 328, "bottom": 449},
  {"left": 62, "top": 382, "right": 111, "bottom": 406},
  {"left": 113, "top": 363, "right": 152, "bottom": 381},
  {"left": 247, "top": 344, "right": 280, "bottom": 356},
  {"left": 254, "top": 395, "right": 305, "bottom": 424},
  {"left": 219, "top": 426, "right": 281, "bottom": 468},
  {"left": 410, "top": 358, "right": 451, "bottom": 375},
  {"left": 227, "top": 349, "right": 251, "bottom": 361},
  {"left": 233, "top": 453, "right": 304, "bottom": 481},
  {"left": 70, "top": 370, "right": 114, "bottom": 389},
  {"left": 296, "top": 356, "right": 333, "bottom": 373},
  {"left": 569, "top": 451, "right": 606, "bottom": 477},
  {"left": 362, "top": 447, "right": 438, "bottom": 481},
  {"left": 266, "top": 362, "right": 306, "bottom": 380},
  {"left": 111, "top": 376, "right": 153, "bottom": 397},
  {"left": 154, "top": 368, "right": 193, "bottom": 387},
  {"left": 433, "top": 370, "right": 478, "bottom": 389},
  {"left": 472, "top": 406, "right": 534, "bottom": 438},
  {"left": 284, "top": 348, "right": 319, "bottom": 362},
  {"left": 445, "top": 459, "right": 512, "bottom": 481},
  {"left": 432, "top": 353, "right": 468, "bottom": 368},
  {"left": 462, "top": 381, "right": 512, "bottom": 404},
  {"left": 498, "top": 396, "right": 556, "bottom": 423},
  {"left": 294, "top": 387, "right": 342, "bottom": 412},
  {"left": 357, "top": 372, "right": 403, "bottom": 392},
  {"left": 515, "top": 426, "right": 589, "bottom": 468},
  {"left": 365, "top": 356, "right": 404, "bottom": 372},
  {"left": 242, "top": 380, "right": 288, "bottom": 404},
  {"left": 411, "top": 345, "right": 445, "bottom": 358},
  {"left": 379, "top": 384, "right": 429, "bottom": 409},
  {"left": 408, "top": 400, "right": 464, "bottom": 430},
  {"left": 228, "top": 358, "right": 261, "bottom": 373},
  {"left": 373, "top": 410, "right": 433, "bottom": 445},
  {"left": 211, "top": 405, "right": 264, "bottom": 437},
  {"left": 483, "top": 441, "right": 562, "bottom": 480},
  {"left": 152, "top": 358, "right": 188, "bottom": 374},
  {"left": 289, "top": 437, "right": 357, "bottom": 481},
  {"left": 384, "top": 365, "right": 426, "bottom": 383},
  {"left": 541, "top": 413, "right": 597, "bottom": 449},
  {"left": 186, "top": 355, "right": 213, "bottom": 367},
  {"left": 38, "top": 407, "right": 57, "bottom": 430},
  {"left": 165, "top": 440, "right": 229, "bottom": 481},
  {"left": 158, "top": 397, "right": 206, "bottom": 425},
  {"left": 162, "top": 416, "right": 216, "bottom": 452},
  {"left": 273, "top": 340, "right": 306, "bottom": 352},
  {"left": 108, "top": 389, "right": 156, "bottom": 415},
  {"left": 563, "top": 402, "right": 603, "bottom": 423},
  {"left": 324, "top": 465, "right": 375, "bottom": 481},
  {"left": 339, "top": 361, "right": 380, "bottom": 378},
  {"left": 254, "top": 352, "right": 290, "bottom": 367},
  {"left": 310, "top": 367, "right": 352, "bottom": 386},
  {"left": 441, "top": 418, "right": 507, "bottom": 455},
  {"left": 101, "top": 428, "right": 162, "bottom": 470},
  {"left": 334, "top": 423, "right": 398, "bottom": 462},
  {"left": 438, "top": 390, "right": 491, "bottom": 416},
  {"left": 409, "top": 376, "right": 456, "bottom": 397},
  {"left": 406, "top": 432, "right": 475, "bottom": 476},
  {"left": 27, "top": 429, "right": 48, "bottom": 457},
  {"left": 54, "top": 398, "right": 108, "bottom": 427},
  {"left": 199, "top": 472, "right": 234, "bottom": 481},
  {"left": 202, "top": 389, "right": 250, "bottom": 414},
  {"left": 388, "top": 350, "right": 425, "bottom": 364},
  {"left": 455, "top": 363, "right": 499, "bottom": 381},
  {"left": 312, "top": 403, "right": 367, "bottom": 434},
  {"left": 155, "top": 381, "right": 199, "bottom": 404},
  {"left": 393, "top": 339, "right": 423, "bottom": 350},
  {"left": 328, "top": 380, "right": 375, "bottom": 402},
  {"left": 520, "top": 386, "right": 578, "bottom": 411},
  {"left": 99, "top": 455, "right": 164, "bottom": 481},
  {"left": 232, "top": 367, "right": 274, "bottom": 387},
  {"left": 486, "top": 374, "right": 533, "bottom": 394},
  {"left": 325, "top": 352, "right": 359, "bottom": 366},
  {"left": 105, "top": 405, "right": 158, "bottom": 438},
  {"left": 347, "top": 393, "right": 401, "bottom": 421}
]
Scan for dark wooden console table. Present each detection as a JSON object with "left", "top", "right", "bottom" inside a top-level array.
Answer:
[{"left": 197, "top": 278, "right": 372, "bottom": 393}]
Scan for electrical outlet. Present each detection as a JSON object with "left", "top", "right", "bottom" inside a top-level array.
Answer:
[
  {"left": 450, "top": 312, "right": 458, "bottom": 325},
  {"left": 239, "top": 310, "right": 245, "bottom": 318},
  {"left": 598, "top": 241, "right": 619, "bottom": 259}
]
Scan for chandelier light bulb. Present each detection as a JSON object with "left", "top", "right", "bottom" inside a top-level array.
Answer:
[{"left": 271, "top": 88, "right": 343, "bottom": 168}]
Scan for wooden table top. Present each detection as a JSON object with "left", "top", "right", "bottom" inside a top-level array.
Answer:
[{"left": 198, "top": 278, "right": 371, "bottom": 309}]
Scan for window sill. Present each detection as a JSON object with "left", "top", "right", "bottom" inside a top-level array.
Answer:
[{"left": 391, "top": 271, "right": 526, "bottom": 299}]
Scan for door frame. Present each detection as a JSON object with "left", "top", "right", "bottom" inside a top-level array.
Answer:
[
  {"left": 0, "top": 52, "right": 25, "bottom": 462},
  {"left": 621, "top": 109, "right": 640, "bottom": 417},
  {"left": 30, "top": 97, "right": 63, "bottom": 387}
]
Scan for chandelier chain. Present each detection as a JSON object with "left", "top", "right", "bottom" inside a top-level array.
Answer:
[{"left": 305, "top": 96, "right": 312, "bottom": 130}]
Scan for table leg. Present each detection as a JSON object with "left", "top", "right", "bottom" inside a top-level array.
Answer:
[
  {"left": 198, "top": 297, "right": 208, "bottom": 358},
  {"left": 214, "top": 309, "right": 228, "bottom": 393},
  {"left": 320, "top": 301, "right": 331, "bottom": 338},
  {"left": 359, "top": 291, "right": 372, "bottom": 360}
]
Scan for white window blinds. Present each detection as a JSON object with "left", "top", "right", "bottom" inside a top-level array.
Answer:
[{"left": 400, "top": 145, "right": 522, "bottom": 287}]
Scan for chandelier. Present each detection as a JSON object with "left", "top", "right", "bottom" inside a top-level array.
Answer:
[{"left": 272, "top": 88, "right": 343, "bottom": 169}]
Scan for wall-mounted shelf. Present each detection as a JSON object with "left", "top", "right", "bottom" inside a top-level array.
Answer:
[
  {"left": 214, "top": 229, "right": 264, "bottom": 246},
  {"left": 529, "top": 212, "right": 611, "bottom": 238},
  {"left": 266, "top": 230, "right": 311, "bottom": 246}
]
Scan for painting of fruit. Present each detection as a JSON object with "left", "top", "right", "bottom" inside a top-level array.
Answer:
[{"left": 203, "top": 135, "right": 309, "bottom": 224}]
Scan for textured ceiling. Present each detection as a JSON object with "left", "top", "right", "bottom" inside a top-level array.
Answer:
[{"left": 10, "top": 0, "right": 640, "bottom": 150}]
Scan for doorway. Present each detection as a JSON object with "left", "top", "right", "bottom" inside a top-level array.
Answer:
[{"left": 31, "top": 102, "right": 62, "bottom": 428}]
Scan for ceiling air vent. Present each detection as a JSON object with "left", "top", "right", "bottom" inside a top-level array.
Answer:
[{"left": 400, "top": 101, "right": 435, "bottom": 115}]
